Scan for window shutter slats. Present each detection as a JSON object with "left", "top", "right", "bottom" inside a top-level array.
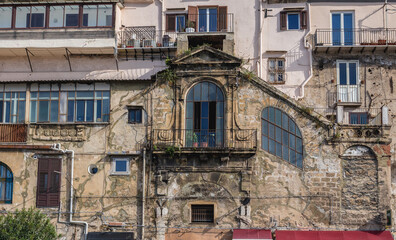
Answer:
[
  {"left": 218, "top": 6, "right": 227, "bottom": 32},
  {"left": 37, "top": 158, "right": 61, "bottom": 208},
  {"left": 280, "top": 11, "right": 287, "bottom": 30},
  {"left": 166, "top": 14, "right": 175, "bottom": 32},
  {"left": 301, "top": 11, "right": 307, "bottom": 29},
  {"left": 188, "top": 6, "right": 198, "bottom": 31}
]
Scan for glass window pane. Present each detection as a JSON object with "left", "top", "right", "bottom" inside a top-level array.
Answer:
[
  {"left": 67, "top": 100, "right": 74, "bottom": 122},
  {"left": 0, "top": 7, "right": 12, "bottom": 28},
  {"left": 51, "top": 91, "right": 59, "bottom": 99},
  {"left": 201, "top": 102, "right": 208, "bottom": 118},
  {"left": 208, "top": 83, "right": 216, "bottom": 101},
  {"left": 339, "top": 63, "right": 347, "bottom": 85},
  {"left": 275, "top": 126, "right": 282, "bottom": 142},
  {"left": 83, "top": 5, "right": 98, "bottom": 27},
  {"left": 349, "top": 63, "right": 357, "bottom": 85},
  {"left": 15, "top": 7, "right": 30, "bottom": 28},
  {"left": 18, "top": 101, "right": 25, "bottom": 123},
  {"left": 289, "top": 120, "right": 296, "bottom": 134},
  {"left": 187, "top": 90, "right": 193, "bottom": 101},
  {"left": 269, "top": 124, "right": 275, "bottom": 138},
  {"left": 350, "top": 113, "right": 358, "bottom": 124},
  {"left": 269, "top": 107, "right": 275, "bottom": 123},
  {"left": 287, "top": 13, "right": 299, "bottom": 30},
  {"left": 290, "top": 150, "right": 296, "bottom": 165},
  {"left": 262, "top": 108, "right": 268, "bottom": 119},
  {"left": 262, "top": 136, "right": 268, "bottom": 151},
  {"left": 50, "top": 100, "right": 58, "bottom": 122},
  {"left": 97, "top": 5, "right": 112, "bottom": 27},
  {"left": 296, "top": 127, "right": 302, "bottom": 137},
  {"left": 282, "top": 129, "right": 288, "bottom": 145},
  {"left": 38, "top": 101, "right": 49, "bottom": 122},
  {"left": 4, "top": 102, "right": 10, "bottom": 123},
  {"left": 193, "top": 85, "right": 201, "bottom": 101},
  {"left": 30, "top": 6, "right": 46, "bottom": 28},
  {"left": 216, "top": 102, "right": 223, "bottom": 118},
  {"left": 49, "top": 6, "right": 64, "bottom": 27},
  {"left": 30, "top": 101, "right": 37, "bottom": 122},
  {"left": 262, "top": 120, "right": 268, "bottom": 136},
  {"left": 136, "top": 109, "right": 142, "bottom": 123},
  {"left": 269, "top": 139, "right": 275, "bottom": 154},
  {"left": 282, "top": 145, "right": 289, "bottom": 161},
  {"left": 96, "top": 100, "right": 102, "bottom": 121},
  {"left": 39, "top": 92, "right": 50, "bottom": 99},
  {"left": 115, "top": 160, "right": 127, "bottom": 172},
  {"left": 289, "top": 135, "right": 295, "bottom": 149},
  {"left": 76, "top": 100, "right": 85, "bottom": 121},
  {"left": 77, "top": 91, "right": 94, "bottom": 98},
  {"left": 217, "top": 88, "right": 224, "bottom": 101},
  {"left": 296, "top": 138, "right": 302, "bottom": 153},
  {"left": 65, "top": 5, "right": 79, "bottom": 27},
  {"left": 129, "top": 110, "right": 135, "bottom": 122},
  {"left": 201, "top": 82, "right": 208, "bottom": 101},
  {"left": 275, "top": 109, "right": 282, "bottom": 126},
  {"left": 86, "top": 100, "right": 94, "bottom": 122},
  {"left": 276, "top": 142, "right": 282, "bottom": 157},
  {"left": 103, "top": 98, "right": 110, "bottom": 115}
]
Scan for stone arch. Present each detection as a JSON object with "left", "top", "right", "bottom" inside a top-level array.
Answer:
[
  {"left": 181, "top": 77, "right": 227, "bottom": 99},
  {"left": 341, "top": 145, "right": 380, "bottom": 228}
]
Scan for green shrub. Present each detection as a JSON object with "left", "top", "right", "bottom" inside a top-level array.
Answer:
[{"left": 0, "top": 208, "right": 60, "bottom": 240}]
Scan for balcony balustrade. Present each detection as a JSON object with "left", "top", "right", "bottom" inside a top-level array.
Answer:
[{"left": 0, "top": 124, "right": 27, "bottom": 143}]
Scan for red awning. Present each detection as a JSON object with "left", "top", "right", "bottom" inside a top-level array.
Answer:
[
  {"left": 233, "top": 229, "right": 272, "bottom": 240},
  {"left": 276, "top": 230, "right": 393, "bottom": 240}
]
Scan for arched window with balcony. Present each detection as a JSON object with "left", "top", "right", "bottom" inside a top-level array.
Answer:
[
  {"left": 261, "top": 107, "right": 303, "bottom": 168},
  {"left": 185, "top": 82, "right": 224, "bottom": 148},
  {"left": 0, "top": 162, "right": 13, "bottom": 204}
]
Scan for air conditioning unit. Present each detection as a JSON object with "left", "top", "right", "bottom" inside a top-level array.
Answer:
[
  {"left": 143, "top": 39, "right": 155, "bottom": 48},
  {"left": 126, "top": 39, "right": 140, "bottom": 48}
]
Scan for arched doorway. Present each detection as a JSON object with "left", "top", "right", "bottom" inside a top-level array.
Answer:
[{"left": 185, "top": 82, "right": 224, "bottom": 147}]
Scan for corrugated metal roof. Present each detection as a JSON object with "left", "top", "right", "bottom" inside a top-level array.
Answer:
[{"left": 0, "top": 68, "right": 165, "bottom": 82}]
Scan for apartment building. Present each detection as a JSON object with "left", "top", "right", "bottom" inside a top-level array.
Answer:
[{"left": 0, "top": 0, "right": 394, "bottom": 240}]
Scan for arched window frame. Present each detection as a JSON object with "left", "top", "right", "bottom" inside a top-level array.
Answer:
[
  {"left": 261, "top": 107, "right": 303, "bottom": 168},
  {"left": 185, "top": 81, "right": 225, "bottom": 148},
  {"left": 0, "top": 162, "right": 13, "bottom": 204}
]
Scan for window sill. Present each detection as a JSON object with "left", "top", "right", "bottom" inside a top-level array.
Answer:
[
  {"left": 109, "top": 172, "right": 131, "bottom": 176},
  {"left": 268, "top": 81, "right": 285, "bottom": 85}
]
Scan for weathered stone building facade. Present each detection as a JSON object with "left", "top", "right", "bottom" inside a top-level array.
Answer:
[{"left": 0, "top": 0, "right": 395, "bottom": 239}]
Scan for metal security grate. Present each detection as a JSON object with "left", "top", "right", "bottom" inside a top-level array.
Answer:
[{"left": 191, "top": 205, "right": 214, "bottom": 223}]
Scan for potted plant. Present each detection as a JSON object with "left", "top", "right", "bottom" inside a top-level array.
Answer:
[
  {"left": 192, "top": 132, "right": 199, "bottom": 147},
  {"left": 186, "top": 20, "right": 195, "bottom": 33}
]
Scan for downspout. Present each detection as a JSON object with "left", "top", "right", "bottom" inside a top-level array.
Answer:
[
  {"left": 296, "top": 1, "right": 313, "bottom": 100},
  {"left": 141, "top": 148, "right": 146, "bottom": 240},
  {"left": 259, "top": 0, "right": 263, "bottom": 78},
  {"left": 52, "top": 143, "right": 88, "bottom": 240}
]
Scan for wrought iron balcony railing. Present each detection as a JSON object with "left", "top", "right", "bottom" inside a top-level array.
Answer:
[
  {"left": 118, "top": 27, "right": 178, "bottom": 48},
  {"left": 314, "top": 28, "right": 396, "bottom": 47},
  {"left": 0, "top": 124, "right": 27, "bottom": 142},
  {"left": 328, "top": 84, "right": 361, "bottom": 106},
  {"left": 152, "top": 129, "right": 257, "bottom": 151}
]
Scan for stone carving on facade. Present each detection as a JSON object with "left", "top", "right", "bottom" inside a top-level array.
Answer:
[{"left": 30, "top": 124, "right": 87, "bottom": 142}]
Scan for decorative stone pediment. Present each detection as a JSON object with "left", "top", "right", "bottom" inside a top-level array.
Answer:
[
  {"left": 30, "top": 124, "right": 86, "bottom": 142},
  {"left": 173, "top": 46, "right": 241, "bottom": 65}
]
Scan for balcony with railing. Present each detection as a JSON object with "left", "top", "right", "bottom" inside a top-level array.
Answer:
[
  {"left": 0, "top": 124, "right": 27, "bottom": 143},
  {"left": 152, "top": 129, "right": 257, "bottom": 154},
  {"left": 313, "top": 28, "right": 396, "bottom": 52},
  {"left": 327, "top": 84, "right": 361, "bottom": 107}
]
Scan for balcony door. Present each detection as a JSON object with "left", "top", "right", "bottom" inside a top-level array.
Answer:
[
  {"left": 332, "top": 12, "right": 354, "bottom": 46},
  {"left": 185, "top": 82, "right": 224, "bottom": 148},
  {"left": 337, "top": 61, "right": 359, "bottom": 103},
  {"left": 198, "top": 8, "right": 217, "bottom": 32}
]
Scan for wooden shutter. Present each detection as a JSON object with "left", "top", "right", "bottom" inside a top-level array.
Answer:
[
  {"left": 280, "top": 11, "right": 287, "bottom": 30},
  {"left": 166, "top": 14, "right": 176, "bottom": 32},
  {"left": 188, "top": 6, "right": 198, "bottom": 31},
  {"left": 300, "top": 11, "right": 307, "bottom": 29},
  {"left": 36, "top": 158, "right": 61, "bottom": 208},
  {"left": 218, "top": 6, "right": 228, "bottom": 32}
]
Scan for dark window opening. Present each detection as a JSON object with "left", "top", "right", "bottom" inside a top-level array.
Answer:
[
  {"left": 0, "top": 162, "right": 13, "bottom": 204},
  {"left": 349, "top": 112, "right": 368, "bottom": 125},
  {"left": 191, "top": 205, "right": 214, "bottom": 223},
  {"left": 128, "top": 108, "right": 142, "bottom": 124},
  {"left": 187, "top": 35, "right": 225, "bottom": 51}
]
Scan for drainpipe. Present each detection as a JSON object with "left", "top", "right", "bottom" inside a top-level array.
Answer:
[
  {"left": 51, "top": 143, "right": 88, "bottom": 240},
  {"left": 296, "top": 2, "right": 313, "bottom": 100},
  {"left": 141, "top": 148, "right": 146, "bottom": 240},
  {"left": 259, "top": 0, "right": 263, "bottom": 78}
]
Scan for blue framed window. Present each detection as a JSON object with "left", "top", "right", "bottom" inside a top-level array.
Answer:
[
  {"left": 0, "top": 162, "right": 13, "bottom": 204},
  {"left": 287, "top": 13, "right": 299, "bottom": 30},
  {"left": 128, "top": 108, "right": 142, "bottom": 124},
  {"left": 349, "top": 112, "right": 368, "bottom": 125},
  {"left": 332, "top": 12, "right": 354, "bottom": 46},
  {"left": 30, "top": 90, "right": 110, "bottom": 123},
  {"left": 0, "top": 92, "right": 26, "bottom": 123},
  {"left": 261, "top": 107, "right": 303, "bottom": 168},
  {"left": 198, "top": 8, "right": 217, "bottom": 32},
  {"left": 111, "top": 158, "right": 130, "bottom": 175}
]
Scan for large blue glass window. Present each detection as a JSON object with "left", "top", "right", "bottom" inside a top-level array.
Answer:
[
  {"left": 186, "top": 82, "right": 224, "bottom": 148},
  {"left": 0, "top": 162, "right": 13, "bottom": 204},
  {"left": 0, "top": 92, "right": 26, "bottom": 123},
  {"left": 198, "top": 8, "right": 217, "bottom": 32},
  {"left": 287, "top": 13, "right": 299, "bottom": 30},
  {"left": 262, "top": 107, "right": 303, "bottom": 168}
]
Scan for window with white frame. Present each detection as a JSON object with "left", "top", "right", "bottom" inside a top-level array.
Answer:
[
  {"left": 0, "top": 91, "right": 26, "bottom": 123},
  {"left": 337, "top": 60, "right": 359, "bottom": 103},
  {"left": 30, "top": 84, "right": 110, "bottom": 123},
  {"left": 111, "top": 158, "right": 130, "bottom": 175},
  {"left": 268, "top": 58, "right": 285, "bottom": 83}
]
